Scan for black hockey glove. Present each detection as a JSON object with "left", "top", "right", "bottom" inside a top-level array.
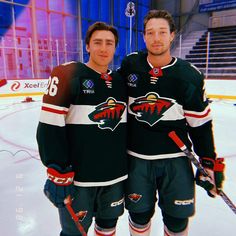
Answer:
[
  {"left": 196, "top": 157, "right": 225, "bottom": 197},
  {"left": 44, "top": 164, "right": 75, "bottom": 208}
]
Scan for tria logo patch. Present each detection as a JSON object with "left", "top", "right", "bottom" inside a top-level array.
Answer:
[
  {"left": 128, "top": 193, "right": 142, "bottom": 203},
  {"left": 88, "top": 97, "right": 126, "bottom": 131},
  {"left": 83, "top": 79, "right": 94, "bottom": 89},
  {"left": 130, "top": 92, "right": 174, "bottom": 126},
  {"left": 82, "top": 79, "right": 95, "bottom": 94},
  {"left": 127, "top": 74, "right": 139, "bottom": 87}
]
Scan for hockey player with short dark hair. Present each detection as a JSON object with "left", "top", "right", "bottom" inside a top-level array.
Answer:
[
  {"left": 118, "top": 9, "right": 225, "bottom": 236},
  {"left": 37, "top": 22, "right": 127, "bottom": 236}
]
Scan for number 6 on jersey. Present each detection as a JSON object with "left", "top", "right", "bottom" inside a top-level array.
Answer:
[{"left": 45, "top": 76, "right": 59, "bottom": 96}]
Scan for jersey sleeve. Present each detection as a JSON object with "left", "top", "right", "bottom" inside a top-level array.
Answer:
[
  {"left": 182, "top": 64, "right": 216, "bottom": 159},
  {"left": 36, "top": 63, "right": 78, "bottom": 168}
]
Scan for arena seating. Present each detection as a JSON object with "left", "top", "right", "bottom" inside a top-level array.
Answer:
[{"left": 185, "top": 26, "right": 236, "bottom": 78}]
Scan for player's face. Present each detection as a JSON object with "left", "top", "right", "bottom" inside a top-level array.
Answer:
[
  {"left": 144, "top": 18, "right": 174, "bottom": 57},
  {"left": 86, "top": 30, "right": 116, "bottom": 69}
]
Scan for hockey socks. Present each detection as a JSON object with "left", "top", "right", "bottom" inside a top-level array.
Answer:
[
  {"left": 129, "top": 216, "right": 151, "bottom": 236},
  {"left": 94, "top": 223, "right": 116, "bottom": 236},
  {"left": 164, "top": 225, "right": 188, "bottom": 236}
]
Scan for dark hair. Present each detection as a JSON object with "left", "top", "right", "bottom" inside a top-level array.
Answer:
[
  {"left": 85, "top": 22, "right": 119, "bottom": 47},
  {"left": 143, "top": 10, "right": 176, "bottom": 33}
]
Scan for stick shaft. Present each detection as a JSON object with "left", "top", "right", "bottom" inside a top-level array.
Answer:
[
  {"left": 168, "top": 131, "right": 236, "bottom": 214},
  {"left": 64, "top": 196, "right": 87, "bottom": 236}
]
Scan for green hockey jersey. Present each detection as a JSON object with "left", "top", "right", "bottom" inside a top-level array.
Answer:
[
  {"left": 37, "top": 62, "right": 128, "bottom": 187},
  {"left": 118, "top": 51, "right": 216, "bottom": 160}
]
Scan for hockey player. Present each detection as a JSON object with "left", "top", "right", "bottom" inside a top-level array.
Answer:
[
  {"left": 37, "top": 22, "right": 127, "bottom": 236},
  {"left": 118, "top": 10, "right": 225, "bottom": 236}
]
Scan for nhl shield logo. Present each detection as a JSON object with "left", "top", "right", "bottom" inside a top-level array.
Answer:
[
  {"left": 130, "top": 92, "right": 174, "bottom": 126},
  {"left": 149, "top": 67, "right": 163, "bottom": 77},
  {"left": 88, "top": 97, "right": 126, "bottom": 131}
]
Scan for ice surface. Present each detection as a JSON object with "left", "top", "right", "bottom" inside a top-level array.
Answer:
[{"left": 0, "top": 98, "right": 235, "bottom": 236}]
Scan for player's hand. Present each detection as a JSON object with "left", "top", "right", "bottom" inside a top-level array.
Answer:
[
  {"left": 44, "top": 164, "right": 75, "bottom": 208},
  {"left": 196, "top": 157, "right": 225, "bottom": 197}
]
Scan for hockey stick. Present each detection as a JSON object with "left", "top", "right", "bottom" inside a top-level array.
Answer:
[
  {"left": 64, "top": 196, "right": 87, "bottom": 236},
  {"left": 168, "top": 131, "right": 236, "bottom": 215}
]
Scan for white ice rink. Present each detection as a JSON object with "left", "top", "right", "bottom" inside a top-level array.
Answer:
[{"left": 0, "top": 96, "right": 236, "bottom": 236}]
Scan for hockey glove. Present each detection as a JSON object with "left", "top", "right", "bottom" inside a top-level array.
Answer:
[
  {"left": 44, "top": 164, "right": 75, "bottom": 208},
  {"left": 196, "top": 157, "right": 225, "bottom": 197}
]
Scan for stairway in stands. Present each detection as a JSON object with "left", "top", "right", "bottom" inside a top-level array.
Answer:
[
  {"left": 171, "top": 30, "right": 206, "bottom": 58},
  {"left": 185, "top": 26, "right": 236, "bottom": 79}
]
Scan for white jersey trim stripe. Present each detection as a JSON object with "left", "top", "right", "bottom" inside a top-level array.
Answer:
[
  {"left": 128, "top": 96, "right": 212, "bottom": 127},
  {"left": 185, "top": 115, "right": 212, "bottom": 127},
  {"left": 128, "top": 150, "right": 185, "bottom": 160},
  {"left": 39, "top": 103, "right": 68, "bottom": 127},
  {"left": 73, "top": 175, "right": 128, "bottom": 187},
  {"left": 42, "top": 103, "right": 69, "bottom": 113},
  {"left": 39, "top": 103, "right": 127, "bottom": 127},
  {"left": 184, "top": 106, "right": 212, "bottom": 127},
  {"left": 39, "top": 110, "right": 66, "bottom": 127},
  {"left": 184, "top": 105, "right": 211, "bottom": 117}
]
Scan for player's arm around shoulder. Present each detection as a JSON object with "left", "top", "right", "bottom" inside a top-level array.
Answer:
[
  {"left": 117, "top": 51, "right": 139, "bottom": 77},
  {"left": 44, "top": 61, "right": 80, "bottom": 105},
  {"left": 36, "top": 61, "right": 80, "bottom": 167},
  {"left": 37, "top": 61, "right": 79, "bottom": 208}
]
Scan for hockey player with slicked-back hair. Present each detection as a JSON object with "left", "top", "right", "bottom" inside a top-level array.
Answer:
[
  {"left": 37, "top": 22, "right": 127, "bottom": 236},
  {"left": 118, "top": 9, "right": 225, "bottom": 236}
]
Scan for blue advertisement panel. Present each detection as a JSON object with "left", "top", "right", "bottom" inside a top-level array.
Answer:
[{"left": 199, "top": 0, "right": 236, "bottom": 12}]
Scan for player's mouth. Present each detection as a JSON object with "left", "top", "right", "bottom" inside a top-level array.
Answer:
[
  {"left": 152, "top": 44, "right": 163, "bottom": 48},
  {"left": 99, "top": 55, "right": 109, "bottom": 58}
]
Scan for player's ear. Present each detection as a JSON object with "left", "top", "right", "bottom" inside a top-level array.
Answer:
[
  {"left": 143, "top": 32, "right": 146, "bottom": 43},
  {"left": 86, "top": 44, "right": 90, "bottom": 53},
  {"left": 170, "top": 31, "right": 175, "bottom": 43}
]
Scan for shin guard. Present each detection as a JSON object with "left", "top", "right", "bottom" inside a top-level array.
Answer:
[{"left": 129, "top": 216, "right": 151, "bottom": 236}]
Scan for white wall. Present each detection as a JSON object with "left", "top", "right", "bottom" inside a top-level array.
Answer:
[{"left": 209, "top": 9, "right": 236, "bottom": 28}]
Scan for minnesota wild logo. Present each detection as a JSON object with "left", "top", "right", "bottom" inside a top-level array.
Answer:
[
  {"left": 88, "top": 98, "right": 126, "bottom": 131},
  {"left": 130, "top": 92, "right": 174, "bottom": 126},
  {"left": 128, "top": 193, "right": 142, "bottom": 203}
]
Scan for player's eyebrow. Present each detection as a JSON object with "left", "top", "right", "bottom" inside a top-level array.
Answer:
[
  {"left": 93, "top": 38, "right": 115, "bottom": 44},
  {"left": 146, "top": 26, "right": 168, "bottom": 31},
  {"left": 105, "top": 39, "right": 115, "bottom": 44}
]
